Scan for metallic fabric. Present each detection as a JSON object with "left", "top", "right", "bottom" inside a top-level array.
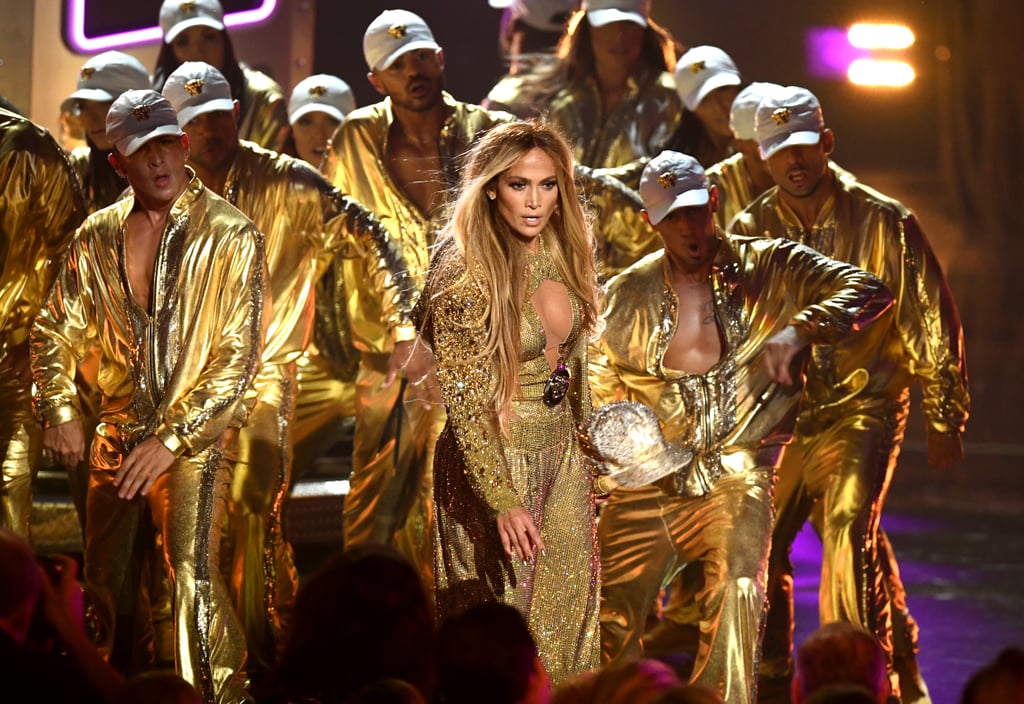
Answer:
[
  {"left": 731, "top": 166, "right": 969, "bottom": 700},
  {"left": 1, "top": 108, "right": 87, "bottom": 537},
  {"left": 238, "top": 66, "right": 288, "bottom": 152},
  {"left": 321, "top": 93, "right": 508, "bottom": 576},
  {"left": 219, "top": 141, "right": 415, "bottom": 670},
  {"left": 730, "top": 166, "right": 969, "bottom": 433},
  {"left": 291, "top": 349, "right": 356, "bottom": 478},
  {"left": 31, "top": 172, "right": 265, "bottom": 703},
  {"left": 544, "top": 70, "right": 682, "bottom": 170},
  {"left": 706, "top": 152, "right": 760, "bottom": 232},
  {"left": 574, "top": 163, "right": 661, "bottom": 280},
  {"left": 426, "top": 244, "right": 601, "bottom": 684},
  {"left": 589, "top": 236, "right": 893, "bottom": 703}
]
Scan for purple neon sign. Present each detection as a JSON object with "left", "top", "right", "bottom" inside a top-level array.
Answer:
[{"left": 66, "top": 0, "right": 278, "bottom": 53}]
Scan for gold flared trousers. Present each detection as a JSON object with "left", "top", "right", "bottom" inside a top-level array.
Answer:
[
  {"left": 84, "top": 437, "right": 248, "bottom": 703},
  {"left": 224, "top": 367, "right": 299, "bottom": 673},
  {"left": 764, "top": 398, "right": 927, "bottom": 702},
  {"left": 599, "top": 470, "right": 774, "bottom": 704},
  {"left": 343, "top": 353, "right": 444, "bottom": 588},
  {"left": 0, "top": 373, "right": 39, "bottom": 537}
]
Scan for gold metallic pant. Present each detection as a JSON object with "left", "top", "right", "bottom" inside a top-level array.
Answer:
[
  {"left": 598, "top": 470, "right": 774, "bottom": 704},
  {"left": 764, "top": 399, "right": 928, "bottom": 702},
  {"left": 291, "top": 351, "right": 355, "bottom": 480},
  {"left": 344, "top": 353, "right": 444, "bottom": 587},
  {"left": 0, "top": 373, "right": 40, "bottom": 538},
  {"left": 85, "top": 430, "right": 247, "bottom": 703},
  {"left": 224, "top": 365, "right": 299, "bottom": 673}
]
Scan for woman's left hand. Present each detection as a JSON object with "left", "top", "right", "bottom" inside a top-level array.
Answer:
[{"left": 497, "top": 507, "right": 545, "bottom": 564}]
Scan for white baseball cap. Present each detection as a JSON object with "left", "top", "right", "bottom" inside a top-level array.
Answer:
[
  {"left": 491, "top": 0, "right": 579, "bottom": 33},
  {"left": 288, "top": 74, "right": 356, "bottom": 125},
  {"left": 363, "top": 10, "right": 441, "bottom": 72},
  {"left": 755, "top": 85, "right": 825, "bottom": 160},
  {"left": 730, "top": 81, "right": 784, "bottom": 141},
  {"left": 582, "top": 0, "right": 649, "bottom": 28},
  {"left": 106, "top": 89, "right": 184, "bottom": 157},
  {"left": 160, "top": 0, "right": 225, "bottom": 43},
  {"left": 674, "top": 45, "right": 742, "bottom": 112},
  {"left": 639, "top": 151, "right": 710, "bottom": 225},
  {"left": 62, "top": 51, "right": 151, "bottom": 114},
  {"left": 162, "top": 62, "right": 235, "bottom": 127}
]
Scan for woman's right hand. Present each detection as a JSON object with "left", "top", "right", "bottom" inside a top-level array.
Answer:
[{"left": 497, "top": 507, "right": 546, "bottom": 564}]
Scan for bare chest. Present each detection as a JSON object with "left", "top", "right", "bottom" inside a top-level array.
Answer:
[
  {"left": 385, "top": 140, "right": 443, "bottom": 217},
  {"left": 663, "top": 284, "right": 723, "bottom": 376},
  {"left": 122, "top": 213, "right": 165, "bottom": 313}
]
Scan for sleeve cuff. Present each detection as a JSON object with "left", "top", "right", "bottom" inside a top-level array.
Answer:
[
  {"left": 42, "top": 404, "right": 82, "bottom": 429},
  {"left": 154, "top": 424, "right": 187, "bottom": 458}
]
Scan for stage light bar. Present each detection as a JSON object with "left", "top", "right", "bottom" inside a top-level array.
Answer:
[
  {"left": 847, "top": 23, "right": 915, "bottom": 50},
  {"left": 66, "top": 0, "right": 277, "bottom": 53},
  {"left": 847, "top": 59, "right": 916, "bottom": 87}
]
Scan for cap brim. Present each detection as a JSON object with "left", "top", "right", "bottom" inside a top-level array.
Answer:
[
  {"left": 686, "top": 71, "right": 741, "bottom": 111},
  {"left": 118, "top": 124, "right": 183, "bottom": 157},
  {"left": 164, "top": 17, "right": 224, "bottom": 43},
  {"left": 489, "top": 0, "right": 514, "bottom": 6},
  {"left": 759, "top": 130, "right": 821, "bottom": 160},
  {"left": 288, "top": 103, "right": 346, "bottom": 125},
  {"left": 375, "top": 40, "right": 441, "bottom": 71},
  {"left": 176, "top": 98, "right": 236, "bottom": 128},
  {"left": 587, "top": 9, "right": 647, "bottom": 27},
  {"left": 61, "top": 88, "right": 118, "bottom": 113},
  {"left": 645, "top": 188, "right": 710, "bottom": 225}
]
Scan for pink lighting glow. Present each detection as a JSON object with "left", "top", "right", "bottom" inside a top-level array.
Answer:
[{"left": 66, "top": 0, "right": 278, "bottom": 53}]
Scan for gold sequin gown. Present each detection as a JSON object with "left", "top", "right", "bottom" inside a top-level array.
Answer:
[{"left": 425, "top": 240, "right": 601, "bottom": 684}]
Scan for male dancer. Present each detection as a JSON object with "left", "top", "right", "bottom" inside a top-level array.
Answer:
[
  {"left": 32, "top": 89, "right": 264, "bottom": 702},
  {"left": 590, "top": 151, "right": 892, "bottom": 703},
  {"left": 731, "top": 86, "right": 969, "bottom": 703},
  {"left": 0, "top": 107, "right": 86, "bottom": 538},
  {"left": 163, "top": 61, "right": 416, "bottom": 671}
]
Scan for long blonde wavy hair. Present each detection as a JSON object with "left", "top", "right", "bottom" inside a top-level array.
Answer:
[{"left": 431, "top": 119, "right": 600, "bottom": 433}]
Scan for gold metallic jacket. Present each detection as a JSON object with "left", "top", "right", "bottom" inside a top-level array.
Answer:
[
  {"left": 589, "top": 234, "right": 893, "bottom": 495},
  {"left": 239, "top": 66, "right": 289, "bottom": 152},
  {"left": 321, "top": 92, "right": 512, "bottom": 354},
  {"left": 575, "top": 164, "right": 661, "bottom": 280},
  {"left": 31, "top": 172, "right": 267, "bottom": 460},
  {"left": 730, "top": 168, "right": 970, "bottom": 434},
  {"left": 546, "top": 70, "right": 682, "bottom": 170},
  {"left": 1, "top": 109, "right": 87, "bottom": 361},
  {"left": 706, "top": 153, "right": 758, "bottom": 232},
  {"left": 224, "top": 141, "right": 416, "bottom": 373}
]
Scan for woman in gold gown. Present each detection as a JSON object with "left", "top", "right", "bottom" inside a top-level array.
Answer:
[{"left": 421, "top": 120, "right": 602, "bottom": 684}]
